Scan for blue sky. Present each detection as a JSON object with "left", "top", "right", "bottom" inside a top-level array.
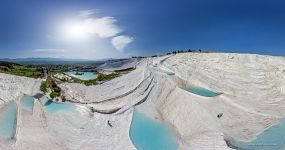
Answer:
[{"left": 1, "top": 0, "right": 285, "bottom": 59}]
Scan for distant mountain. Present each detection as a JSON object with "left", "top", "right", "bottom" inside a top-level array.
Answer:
[
  {"left": 0, "top": 57, "right": 106, "bottom": 65},
  {"left": 0, "top": 57, "right": 87, "bottom": 62},
  {"left": 0, "top": 61, "right": 22, "bottom": 67}
]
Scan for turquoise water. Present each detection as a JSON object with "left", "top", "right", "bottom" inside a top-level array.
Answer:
[
  {"left": 185, "top": 86, "right": 221, "bottom": 97},
  {"left": 44, "top": 99, "right": 74, "bottom": 114},
  {"left": 66, "top": 71, "right": 98, "bottom": 80},
  {"left": 39, "top": 96, "right": 49, "bottom": 105},
  {"left": 20, "top": 95, "right": 34, "bottom": 111},
  {"left": 0, "top": 102, "right": 17, "bottom": 138},
  {"left": 130, "top": 110, "right": 178, "bottom": 150},
  {"left": 228, "top": 119, "right": 285, "bottom": 150}
]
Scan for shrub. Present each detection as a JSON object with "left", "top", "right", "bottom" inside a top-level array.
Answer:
[
  {"left": 40, "top": 81, "right": 47, "bottom": 93},
  {"left": 50, "top": 91, "right": 60, "bottom": 99},
  {"left": 97, "top": 73, "right": 120, "bottom": 81}
]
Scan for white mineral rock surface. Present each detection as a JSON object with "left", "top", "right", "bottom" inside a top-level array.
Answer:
[
  {"left": 0, "top": 73, "right": 41, "bottom": 104},
  {"left": 0, "top": 53, "right": 285, "bottom": 150},
  {"left": 97, "top": 58, "right": 140, "bottom": 72}
]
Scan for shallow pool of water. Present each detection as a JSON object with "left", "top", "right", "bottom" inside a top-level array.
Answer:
[
  {"left": 0, "top": 102, "right": 17, "bottom": 138},
  {"left": 184, "top": 86, "right": 221, "bottom": 97},
  {"left": 66, "top": 71, "right": 98, "bottom": 80},
  {"left": 21, "top": 95, "right": 34, "bottom": 111},
  {"left": 130, "top": 110, "right": 178, "bottom": 150},
  {"left": 44, "top": 100, "right": 74, "bottom": 114},
  {"left": 227, "top": 119, "right": 285, "bottom": 150}
]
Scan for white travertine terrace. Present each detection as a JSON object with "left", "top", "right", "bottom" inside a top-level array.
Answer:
[
  {"left": 0, "top": 73, "right": 41, "bottom": 104},
  {"left": 0, "top": 53, "right": 285, "bottom": 149}
]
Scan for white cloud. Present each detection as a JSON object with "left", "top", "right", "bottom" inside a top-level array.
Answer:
[
  {"left": 83, "top": 17, "right": 121, "bottom": 38},
  {"left": 78, "top": 9, "right": 96, "bottom": 17},
  {"left": 111, "top": 35, "right": 134, "bottom": 52},
  {"left": 53, "top": 10, "right": 134, "bottom": 58},
  {"left": 60, "top": 15, "right": 122, "bottom": 40},
  {"left": 34, "top": 49, "right": 65, "bottom": 53}
]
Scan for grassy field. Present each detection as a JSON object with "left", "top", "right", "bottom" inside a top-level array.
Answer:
[{"left": 0, "top": 61, "right": 44, "bottom": 78}]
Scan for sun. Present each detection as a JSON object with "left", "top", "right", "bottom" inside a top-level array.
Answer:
[{"left": 60, "top": 20, "right": 88, "bottom": 41}]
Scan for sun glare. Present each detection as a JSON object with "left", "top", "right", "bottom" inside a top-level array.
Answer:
[{"left": 61, "top": 20, "right": 88, "bottom": 41}]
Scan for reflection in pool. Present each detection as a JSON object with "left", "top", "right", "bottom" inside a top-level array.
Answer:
[
  {"left": 184, "top": 86, "right": 222, "bottom": 97},
  {"left": 66, "top": 71, "right": 98, "bottom": 80},
  {"left": 0, "top": 102, "right": 17, "bottom": 139},
  {"left": 130, "top": 110, "right": 178, "bottom": 150},
  {"left": 227, "top": 119, "right": 285, "bottom": 150}
]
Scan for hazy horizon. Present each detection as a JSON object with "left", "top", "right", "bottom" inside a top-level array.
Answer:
[{"left": 1, "top": 50, "right": 285, "bottom": 60}]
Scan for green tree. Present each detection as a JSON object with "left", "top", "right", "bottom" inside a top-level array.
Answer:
[{"left": 40, "top": 81, "right": 47, "bottom": 93}]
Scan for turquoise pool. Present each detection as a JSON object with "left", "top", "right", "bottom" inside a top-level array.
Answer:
[
  {"left": 44, "top": 99, "right": 74, "bottom": 114},
  {"left": 130, "top": 110, "right": 178, "bottom": 150},
  {"left": 66, "top": 71, "right": 98, "bottom": 80},
  {"left": 0, "top": 102, "right": 17, "bottom": 139},
  {"left": 227, "top": 119, "right": 285, "bottom": 150},
  {"left": 185, "top": 86, "right": 221, "bottom": 97},
  {"left": 21, "top": 95, "right": 34, "bottom": 111}
]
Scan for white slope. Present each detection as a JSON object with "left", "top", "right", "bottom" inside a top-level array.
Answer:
[
  {"left": 0, "top": 73, "right": 41, "bottom": 105},
  {"left": 97, "top": 58, "right": 140, "bottom": 72},
  {"left": 0, "top": 52, "right": 285, "bottom": 149}
]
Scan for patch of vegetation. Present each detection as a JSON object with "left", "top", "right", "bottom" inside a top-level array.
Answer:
[
  {"left": 97, "top": 73, "right": 120, "bottom": 81},
  {"left": 40, "top": 81, "right": 47, "bottom": 93},
  {"left": 0, "top": 61, "right": 44, "bottom": 78},
  {"left": 46, "top": 75, "right": 61, "bottom": 98},
  {"left": 81, "top": 78, "right": 98, "bottom": 86},
  {"left": 0, "top": 61, "right": 20, "bottom": 67},
  {"left": 49, "top": 91, "right": 60, "bottom": 99}
]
